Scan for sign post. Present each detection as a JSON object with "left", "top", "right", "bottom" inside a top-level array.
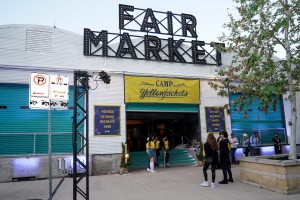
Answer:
[
  {"left": 48, "top": 109, "right": 52, "bottom": 200},
  {"left": 29, "top": 72, "right": 69, "bottom": 200}
]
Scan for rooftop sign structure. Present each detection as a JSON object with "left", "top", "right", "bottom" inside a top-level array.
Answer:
[{"left": 83, "top": 4, "right": 224, "bottom": 66}]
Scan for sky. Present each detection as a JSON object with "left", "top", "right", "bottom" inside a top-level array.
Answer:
[{"left": 0, "top": 0, "right": 284, "bottom": 58}]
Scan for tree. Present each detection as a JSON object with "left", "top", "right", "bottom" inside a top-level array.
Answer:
[{"left": 209, "top": 0, "right": 300, "bottom": 159}]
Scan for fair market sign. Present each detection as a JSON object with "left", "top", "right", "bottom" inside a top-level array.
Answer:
[{"left": 83, "top": 4, "right": 224, "bottom": 66}]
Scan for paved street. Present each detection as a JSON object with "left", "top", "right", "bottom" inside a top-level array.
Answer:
[{"left": 0, "top": 165, "right": 300, "bottom": 200}]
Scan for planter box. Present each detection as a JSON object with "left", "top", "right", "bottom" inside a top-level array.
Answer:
[{"left": 239, "top": 154, "right": 300, "bottom": 195}]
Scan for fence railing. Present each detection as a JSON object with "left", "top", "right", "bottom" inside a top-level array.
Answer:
[
  {"left": 0, "top": 132, "right": 81, "bottom": 157},
  {"left": 232, "top": 128, "right": 286, "bottom": 146}
]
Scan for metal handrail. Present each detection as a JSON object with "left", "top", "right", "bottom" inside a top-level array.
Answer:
[{"left": 173, "top": 134, "right": 194, "bottom": 147}]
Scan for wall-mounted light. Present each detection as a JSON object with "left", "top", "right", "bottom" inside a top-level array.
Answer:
[{"left": 99, "top": 71, "right": 111, "bottom": 84}]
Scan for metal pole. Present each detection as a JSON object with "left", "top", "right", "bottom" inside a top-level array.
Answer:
[
  {"left": 48, "top": 109, "right": 52, "bottom": 200},
  {"left": 73, "top": 73, "right": 77, "bottom": 200},
  {"left": 86, "top": 76, "right": 89, "bottom": 200}
]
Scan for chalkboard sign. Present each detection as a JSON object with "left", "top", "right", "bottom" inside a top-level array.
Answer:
[
  {"left": 205, "top": 107, "right": 225, "bottom": 133},
  {"left": 94, "top": 105, "right": 120, "bottom": 135}
]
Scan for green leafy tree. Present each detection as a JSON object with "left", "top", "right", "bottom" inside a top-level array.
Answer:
[{"left": 209, "top": 0, "right": 300, "bottom": 159}]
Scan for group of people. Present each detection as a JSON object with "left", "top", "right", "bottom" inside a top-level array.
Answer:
[
  {"left": 200, "top": 131, "right": 233, "bottom": 188},
  {"left": 240, "top": 132, "right": 282, "bottom": 157},
  {"left": 145, "top": 135, "right": 170, "bottom": 173},
  {"left": 200, "top": 130, "right": 283, "bottom": 188}
]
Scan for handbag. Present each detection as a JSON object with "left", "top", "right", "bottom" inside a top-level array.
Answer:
[
  {"left": 205, "top": 157, "right": 213, "bottom": 164},
  {"left": 205, "top": 151, "right": 214, "bottom": 164}
]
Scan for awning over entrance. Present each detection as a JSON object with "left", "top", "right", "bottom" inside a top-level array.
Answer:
[{"left": 126, "top": 103, "right": 199, "bottom": 113}]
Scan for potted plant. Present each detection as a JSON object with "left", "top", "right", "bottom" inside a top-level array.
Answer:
[
  {"left": 119, "top": 142, "right": 130, "bottom": 175},
  {"left": 196, "top": 143, "right": 205, "bottom": 167}
]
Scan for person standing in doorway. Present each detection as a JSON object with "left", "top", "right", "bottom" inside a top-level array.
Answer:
[
  {"left": 229, "top": 133, "right": 238, "bottom": 164},
  {"left": 241, "top": 133, "right": 250, "bottom": 157},
  {"left": 163, "top": 136, "right": 170, "bottom": 167},
  {"left": 147, "top": 135, "right": 157, "bottom": 172},
  {"left": 250, "top": 132, "right": 261, "bottom": 156},
  {"left": 218, "top": 131, "right": 233, "bottom": 184},
  {"left": 200, "top": 133, "right": 219, "bottom": 188},
  {"left": 272, "top": 133, "right": 282, "bottom": 154},
  {"left": 145, "top": 137, "right": 150, "bottom": 172},
  {"left": 154, "top": 135, "right": 161, "bottom": 167}
]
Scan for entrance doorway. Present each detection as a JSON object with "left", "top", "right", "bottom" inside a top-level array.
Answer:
[{"left": 126, "top": 112, "right": 199, "bottom": 152}]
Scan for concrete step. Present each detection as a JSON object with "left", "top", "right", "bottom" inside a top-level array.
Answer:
[{"left": 130, "top": 149, "right": 196, "bottom": 167}]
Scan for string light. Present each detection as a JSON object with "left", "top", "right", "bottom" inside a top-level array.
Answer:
[
  {"left": 140, "top": 8, "right": 161, "bottom": 33},
  {"left": 181, "top": 14, "right": 197, "bottom": 38},
  {"left": 144, "top": 35, "right": 162, "bottom": 61}
]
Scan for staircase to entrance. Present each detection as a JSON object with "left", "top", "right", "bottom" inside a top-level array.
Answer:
[{"left": 130, "top": 149, "right": 197, "bottom": 167}]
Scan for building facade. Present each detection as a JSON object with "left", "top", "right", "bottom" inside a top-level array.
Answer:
[{"left": 0, "top": 24, "right": 299, "bottom": 182}]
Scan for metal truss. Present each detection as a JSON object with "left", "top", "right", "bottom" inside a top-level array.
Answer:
[{"left": 72, "top": 71, "right": 90, "bottom": 200}]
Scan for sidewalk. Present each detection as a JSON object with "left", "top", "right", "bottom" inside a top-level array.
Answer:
[{"left": 0, "top": 165, "right": 300, "bottom": 200}]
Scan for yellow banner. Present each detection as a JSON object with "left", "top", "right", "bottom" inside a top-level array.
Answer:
[{"left": 124, "top": 76, "right": 200, "bottom": 104}]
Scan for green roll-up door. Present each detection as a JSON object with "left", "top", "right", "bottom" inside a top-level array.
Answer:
[
  {"left": 229, "top": 93, "right": 285, "bottom": 145},
  {"left": 0, "top": 83, "right": 83, "bottom": 156},
  {"left": 126, "top": 103, "right": 199, "bottom": 113}
]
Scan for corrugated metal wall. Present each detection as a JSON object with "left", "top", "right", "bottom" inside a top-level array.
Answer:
[{"left": 0, "top": 82, "right": 83, "bottom": 156}]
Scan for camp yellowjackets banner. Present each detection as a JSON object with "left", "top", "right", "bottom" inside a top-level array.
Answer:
[{"left": 124, "top": 76, "right": 200, "bottom": 104}]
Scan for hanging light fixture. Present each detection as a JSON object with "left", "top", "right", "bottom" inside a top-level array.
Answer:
[{"left": 99, "top": 71, "right": 111, "bottom": 84}]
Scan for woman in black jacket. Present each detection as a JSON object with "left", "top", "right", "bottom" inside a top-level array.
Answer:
[
  {"left": 218, "top": 130, "right": 233, "bottom": 184},
  {"left": 200, "top": 133, "right": 219, "bottom": 188}
]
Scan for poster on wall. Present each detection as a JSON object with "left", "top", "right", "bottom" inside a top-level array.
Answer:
[
  {"left": 205, "top": 107, "right": 225, "bottom": 134},
  {"left": 94, "top": 105, "right": 120, "bottom": 136}
]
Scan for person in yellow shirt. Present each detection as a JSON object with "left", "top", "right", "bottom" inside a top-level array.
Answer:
[
  {"left": 163, "top": 136, "right": 170, "bottom": 167},
  {"left": 145, "top": 137, "right": 150, "bottom": 171},
  {"left": 155, "top": 135, "right": 161, "bottom": 167},
  {"left": 146, "top": 135, "right": 157, "bottom": 172}
]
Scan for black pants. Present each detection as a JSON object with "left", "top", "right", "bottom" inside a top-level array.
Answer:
[
  {"left": 165, "top": 152, "right": 170, "bottom": 163},
  {"left": 243, "top": 147, "right": 250, "bottom": 157},
  {"left": 274, "top": 146, "right": 282, "bottom": 154},
  {"left": 251, "top": 147, "right": 261, "bottom": 156},
  {"left": 220, "top": 160, "right": 232, "bottom": 181},
  {"left": 203, "top": 162, "right": 216, "bottom": 183}
]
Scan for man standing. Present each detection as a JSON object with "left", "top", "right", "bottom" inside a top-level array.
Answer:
[
  {"left": 229, "top": 133, "right": 238, "bottom": 164},
  {"left": 272, "top": 133, "right": 282, "bottom": 154},
  {"left": 250, "top": 132, "right": 261, "bottom": 156}
]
